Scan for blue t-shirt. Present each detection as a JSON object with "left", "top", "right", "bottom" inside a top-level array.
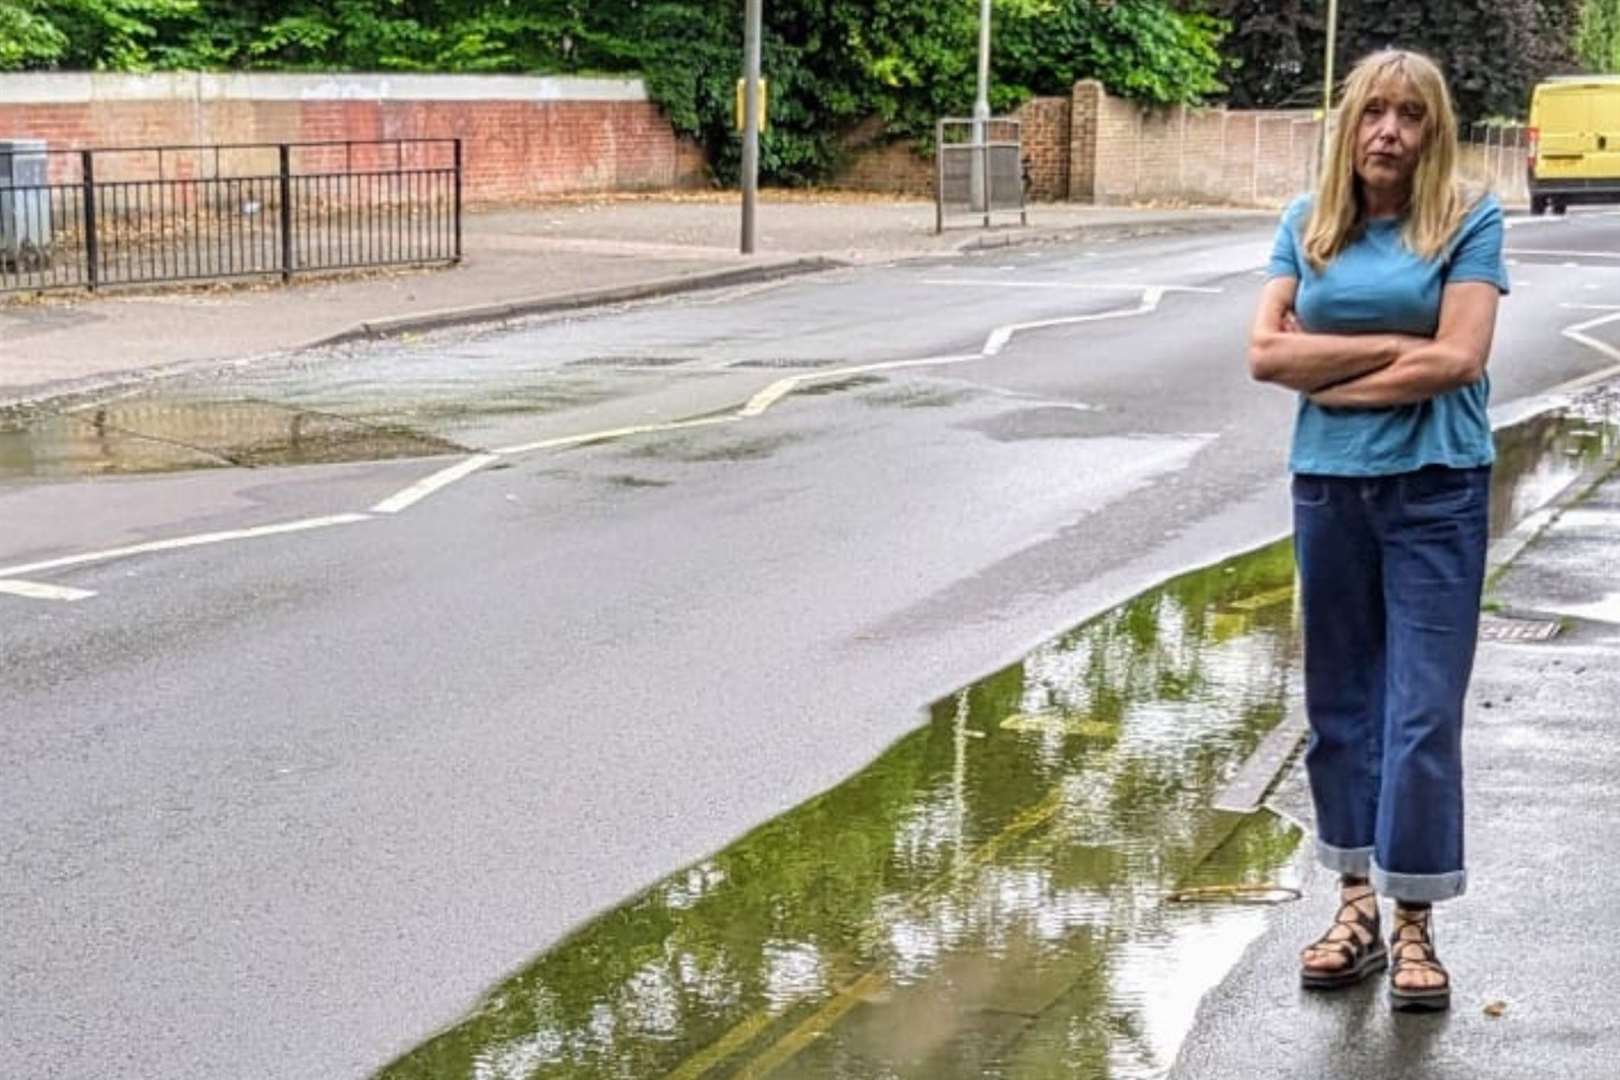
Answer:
[{"left": 1266, "top": 193, "right": 1511, "bottom": 476}]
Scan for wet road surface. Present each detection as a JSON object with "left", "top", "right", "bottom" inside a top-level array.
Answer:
[{"left": 4, "top": 212, "right": 1620, "bottom": 1079}]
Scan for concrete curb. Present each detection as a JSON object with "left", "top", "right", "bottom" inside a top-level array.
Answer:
[
  {"left": 0, "top": 257, "right": 846, "bottom": 411},
  {"left": 297, "top": 255, "right": 849, "bottom": 350},
  {"left": 953, "top": 212, "right": 1276, "bottom": 253}
]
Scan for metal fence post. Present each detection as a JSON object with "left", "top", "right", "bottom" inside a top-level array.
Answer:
[
  {"left": 982, "top": 137, "right": 992, "bottom": 229},
  {"left": 279, "top": 144, "right": 293, "bottom": 282},
  {"left": 453, "top": 138, "right": 463, "bottom": 263},
  {"left": 81, "top": 150, "right": 98, "bottom": 291}
]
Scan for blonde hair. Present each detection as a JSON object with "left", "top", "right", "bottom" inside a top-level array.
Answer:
[{"left": 1304, "top": 50, "right": 1468, "bottom": 272}]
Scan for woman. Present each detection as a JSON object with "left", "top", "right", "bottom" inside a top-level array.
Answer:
[{"left": 1248, "top": 49, "right": 1509, "bottom": 1012}]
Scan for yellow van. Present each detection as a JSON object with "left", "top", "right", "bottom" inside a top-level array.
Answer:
[{"left": 1528, "top": 75, "right": 1620, "bottom": 215}]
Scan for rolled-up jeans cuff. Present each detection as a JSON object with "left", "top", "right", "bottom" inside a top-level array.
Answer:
[
  {"left": 1316, "top": 838, "right": 1373, "bottom": 876},
  {"left": 1372, "top": 864, "right": 1467, "bottom": 903}
]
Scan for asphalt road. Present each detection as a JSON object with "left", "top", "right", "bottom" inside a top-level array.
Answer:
[{"left": 4, "top": 209, "right": 1620, "bottom": 1080}]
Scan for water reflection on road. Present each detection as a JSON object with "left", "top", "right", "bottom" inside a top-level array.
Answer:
[{"left": 377, "top": 543, "right": 1305, "bottom": 1079}]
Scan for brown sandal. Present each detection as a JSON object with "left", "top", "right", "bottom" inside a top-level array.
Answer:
[
  {"left": 1301, "top": 886, "right": 1387, "bottom": 990},
  {"left": 1389, "top": 907, "right": 1451, "bottom": 1012}
]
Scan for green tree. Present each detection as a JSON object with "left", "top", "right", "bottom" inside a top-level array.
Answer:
[
  {"left": 1335, "top": 0, "right": 1578, "bottom": 120},
  {"left": 1199, "top": 0, "right": 1325, "bottom": 108},
  {"left": 1577, "top": 0, "right": 1620, "bottom": 71},
  {"left": 0, "top": 0, "right": 1233, "bottom": 183},
  {"left": 0, "top": 0, "right": 197, "bottom": 70},
  {"left": 1208, "top": 0, "right": 1585, "bottom": 119}
]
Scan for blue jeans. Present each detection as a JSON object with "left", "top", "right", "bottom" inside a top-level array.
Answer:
[{"left": 1293, "top": 465, "right": 1490, "bottom": 903}]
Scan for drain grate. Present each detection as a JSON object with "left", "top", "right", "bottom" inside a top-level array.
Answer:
[{"left": 1479, "top": 616, "right": 1562, "bottom": 643}]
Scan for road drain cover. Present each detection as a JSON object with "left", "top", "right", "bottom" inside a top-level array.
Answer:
[{"left": 1479, "top": 616, "right": 1562, "bottom": 643}]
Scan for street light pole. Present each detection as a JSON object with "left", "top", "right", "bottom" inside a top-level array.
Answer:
[
  {"left": 1319, "top": 0, "right": 1339, "bottom": 171},
  {"left": 971, "top": 0, "right": 992, "bottom": 214},
  {"left": 741, "top": 0, "right": 763, "bottom": 255}
]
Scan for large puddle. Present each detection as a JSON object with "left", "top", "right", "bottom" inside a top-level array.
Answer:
[
  {"left": 377, "top": 542, "right": 1306, "bottom": 1079},
  {"left": 0, "top": 398, "right": 464, "bottom": 478},
  {"left": 1489, "top": 397, "right": 1620, "bottom": 538},
  {"left": 370, "top": 399, "right": 1620, "bottom": 1079}
]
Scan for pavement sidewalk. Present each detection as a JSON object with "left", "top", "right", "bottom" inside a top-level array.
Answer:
[
  {"left": 0, "top": 194, "right": 1271, "bottom": 408},
  {"left": 1172, "top": 383, "right": 1620, "bottom": 1080}
]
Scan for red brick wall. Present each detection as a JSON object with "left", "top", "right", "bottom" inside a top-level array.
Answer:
[
  {"left": 1016, "top": 97, "right": 1071, "bottom": 201},
  {"left": 3, "top": 74, "right": 1332, "bottom": 206},
  {"left": 0, "top": 75, "right": 706, "bottom": 200},
  {"left": 832, "top": 116, "right": 934, "bottom": 196},
  {"left": 832, "top": 96, "right": 1072, "bottom": 201}
]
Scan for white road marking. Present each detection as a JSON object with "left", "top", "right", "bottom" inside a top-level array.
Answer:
[
  {"left": 7, "top": 279, "right": 1223, "bottom": 601},
  {"left": 0, "top": 579, "right": 96, "bottom": 602},
  {"left": 0, "top": 513, "right": 372, "bottom": 580},
  {"left": 745, "top": 285, "right": 1192, "bottom": 409},
  {"left": 740, "top": 355, "right": 981, "bottom": 418},
  {"left": 1561, "top": 309, "right": 1620, "bottom": 372},
  {"left": 493, "top": 415, "right": 740, "bottom": 456},
  {"left": 371, "top": 454, "right": 500, "bottom": 514},
  {"left": 1535, "top": 308, "right": 1620, "bottom": 400},
  {"left": 1508, "top": 249, "right": 1620, "bottom": 260},
  {"left": 922, "top": 279, "right": 1221, "bottom": 293},
  {"left": 985, "top": 290, "right": 1165, "bottom": 356}
]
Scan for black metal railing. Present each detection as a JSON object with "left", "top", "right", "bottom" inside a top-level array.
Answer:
[{"left": 0, "top": 139, "right": 461, "bottom": 294}]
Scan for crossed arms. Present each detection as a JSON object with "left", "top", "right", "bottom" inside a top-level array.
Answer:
[{"left": 1246, "top": 277, "right": 1500, "bottom": 406}]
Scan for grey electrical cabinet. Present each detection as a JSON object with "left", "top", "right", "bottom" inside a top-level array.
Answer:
[{"left": 0, "top": 139, "right": 52, "bottom": 268}]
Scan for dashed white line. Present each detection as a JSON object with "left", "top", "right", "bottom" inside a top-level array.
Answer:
[
  {"left": 0, "top": 514, "right": 373, "bottom": 581},
  {"left": 0, "top": 580, "right": 96, "bottom": 603},
  {"left": 371, "top": 454, "right": 500, "bottom": 514}
]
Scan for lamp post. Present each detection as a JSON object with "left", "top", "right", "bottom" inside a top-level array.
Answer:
[
  {"left": 741, "top": 0, "right": 763, "bottom": 254},
  {"left": 971, "top": 0, "right": 993, "bottom": 213},
  {"left": 1320, "top": 0, "right": 1339, "bottom": 170}
]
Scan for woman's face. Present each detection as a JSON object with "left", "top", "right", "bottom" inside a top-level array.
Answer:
[{"left": 1355, "top": 77, "right": 1427, "bottom": 196}]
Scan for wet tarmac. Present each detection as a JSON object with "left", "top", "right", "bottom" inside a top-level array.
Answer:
[
  {"left": 3, "top": 367, "right": 1613, "bottom": 493},
  {"left": 0, "top": 397, "right": 463, "bottom": 479},
  {"left": 361, "top": 401, "right": 1620, "bottom": 1079},
  {"left": 374, "top": 541, "right": 1307, "bottom": 1079}
]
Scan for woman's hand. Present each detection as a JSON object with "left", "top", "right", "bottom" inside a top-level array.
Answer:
[{"left": 1248, "top": 278, "right": 1408, "bottom": 392}]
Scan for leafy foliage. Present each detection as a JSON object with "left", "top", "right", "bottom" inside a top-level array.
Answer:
[
  {"left": 1198, "top": 0, "right": 1324, "bottom": 109},
  {"left": 1204, "top": 0, "right": 1585, "bottom": 121},
  {"left": 1, "top": 0, "right": 1598, "bottom": 175},
  {"left": 0, "top": 0, "right": 1227, "bottom": 183},
  {"left": 0, "top": 0, "right": 198, "bottom": 70},
  {"left": 1577, "top": 0, "right": 1620, "bottom": 71}
]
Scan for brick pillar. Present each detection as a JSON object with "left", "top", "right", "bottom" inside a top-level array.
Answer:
[{"left": 1069, "top": 80, "right": 1102, "bottom": 202}]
